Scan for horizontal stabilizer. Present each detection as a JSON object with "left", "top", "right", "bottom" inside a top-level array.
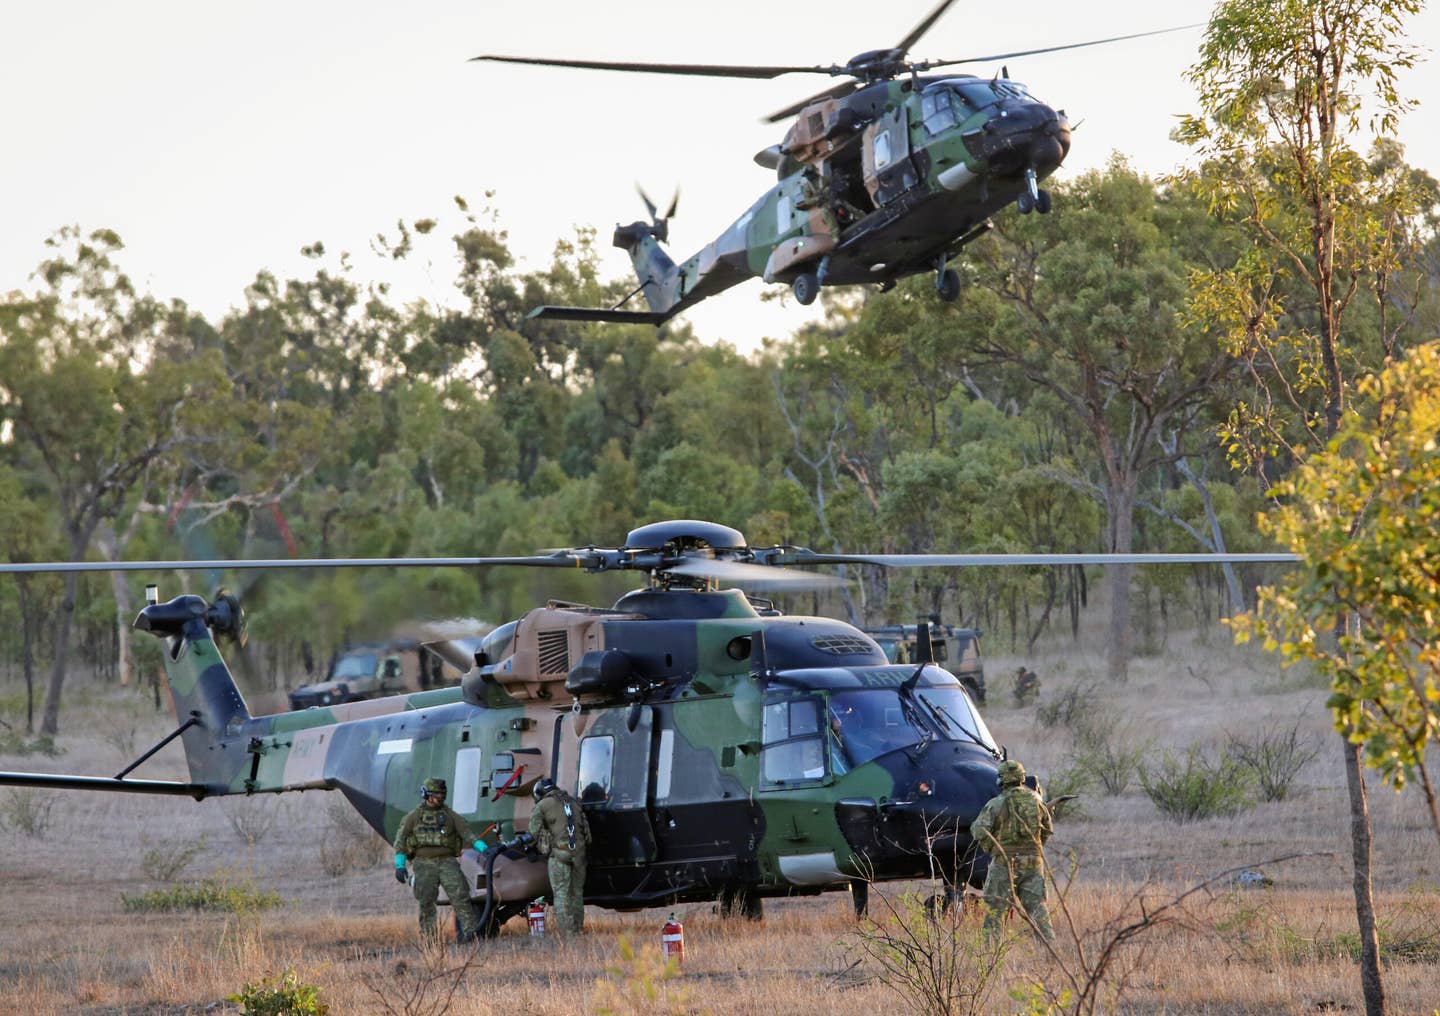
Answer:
[
  {"left": 0, "top": 771, "right": 208, "bottom": 798},
  {"left": 526, "top": 305, "right": 672, "bottom": 325}
]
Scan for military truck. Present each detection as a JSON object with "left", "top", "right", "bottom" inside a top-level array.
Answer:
[
  {"left": 861, "top": 623, "right": 986, "bottom": 703},
  {"left": 288, "top": 642, "right": 419, "bottom": 709}
]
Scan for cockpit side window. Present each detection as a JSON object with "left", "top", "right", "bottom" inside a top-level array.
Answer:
[
  {"left": 761, "top": 694, "right": 827, "bottom": 785},
  {"left": 922, "top": 89, "right": 960, "bottom": 135}
]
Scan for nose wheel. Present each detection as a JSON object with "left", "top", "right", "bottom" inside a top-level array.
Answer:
[
  {"left": 1016, "top": 168, "right": 1052, "bottom": 215},
  {"left": 934, "top": 257, "right": 961, "bottom": 303},
  {"left": 791, "top": 270, "right": 819, "bottom": 306}
]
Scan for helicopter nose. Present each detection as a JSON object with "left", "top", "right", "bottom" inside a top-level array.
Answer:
[{"left": 964, "top": 102, "right": 1071, "bottom": 176}]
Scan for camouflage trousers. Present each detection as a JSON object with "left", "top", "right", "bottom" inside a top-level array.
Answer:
[
  {"left": 412, "top": 856, "right": 478, "bottom": 941},
  {"left": 981, "top": 854, "right": 1054, "bottom": 941},
  {"left": 547, "top": 852, "right": 586, "bottom": 934}
]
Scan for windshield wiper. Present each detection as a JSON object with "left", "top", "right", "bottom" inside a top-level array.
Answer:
[{"left": 922, "top": 696, "right": 994, "bottom": 754}]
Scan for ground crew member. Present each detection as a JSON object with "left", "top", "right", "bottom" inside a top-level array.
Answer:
[
  {"left": 970, "top": 758, "right": 1055, "bottom": 941},
  {"left": 393, "top": 777, "right": 486, "bottom": 942},
  {"left": 529, "top": 776, "right": 591, "bottom": 934}
]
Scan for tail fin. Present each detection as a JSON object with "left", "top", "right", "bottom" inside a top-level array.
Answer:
[
  {"left": 525, "top": 224, "right": 685, "bottom": 325},
  {"left": 134, "top": 593, "right": 253, "bottom": 787}
]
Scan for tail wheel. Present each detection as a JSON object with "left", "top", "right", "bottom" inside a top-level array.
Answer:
[
  {"left": 1016, "top": 191, "right": 1035, "bottom": 214},
  {"left": 936, "top": 269, "right": 961, "bottom": 303},
  {"left": 791, "top": 272, "right": 819, "bottom": 306},
  {"left": 1036, "top": 189, "right": 1053, "bottom": 214}
]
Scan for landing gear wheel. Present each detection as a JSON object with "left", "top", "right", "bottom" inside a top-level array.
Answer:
[
  {"left": 1016, "top": 191, "right": 1035, "bottom": 214},
  {"left": 1036, "top": 189, "right": 1052, "bottom": 214},
  {"left": 791, "top": 271, "right": 819, "bottom": 306},
  {"left": 936, "top": 268, "right": 961, "bottom": 303},
  {"left": 850, "top": 880, "right": 869, "bottom": 919},
  {"left": 718, "top": 884, "right": 764, "bottom": 921}
]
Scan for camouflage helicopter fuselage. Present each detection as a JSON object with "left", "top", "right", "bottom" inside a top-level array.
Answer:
[
  {"left": 137, "top": 584, "right": 1003, "bottom": 922},
  {"left": 545, "top": 73, "right": 1069, "bottom": 324}
]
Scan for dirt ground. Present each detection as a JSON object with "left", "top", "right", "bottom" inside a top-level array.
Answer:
[{"left": 1, "top": 627, "right": 1437, "bottom": 1015}]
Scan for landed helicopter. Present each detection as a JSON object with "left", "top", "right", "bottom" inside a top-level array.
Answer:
[
  {"left": 472, "top": 0, "right": 1196, "bottom": 323},
  {"left": 0, "top": 520, "right": 1295, "bottom": 932}
]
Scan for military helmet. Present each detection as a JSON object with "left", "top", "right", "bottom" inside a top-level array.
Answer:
[
  {"left": 998, "top": 760, "right": 1026, "bottom": 786},
  {"left": 532, "top": 776, "right": 557, "bottom": 800},
  {"left": 421, "top": 777, "right": 447, "bottom": 798}
]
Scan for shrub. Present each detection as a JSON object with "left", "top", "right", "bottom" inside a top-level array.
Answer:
[
  {"left": 591, "top": 935, "right": 692, "bottom": 1016},
  {"left": 1140, "top": 745, "right": 1255, "bottom": 822},
  {"left": 1035, "top": 681, "right": 1099, "bottom": 731},
  {"left": 846, "top": 886, "right": 1012, "bottom": 1016},
  {"left": 1227, "top": 720, "right": 1320, "bottom": 802},
  {"left": 229, "top": 968, "right": 329, "bottom": 1016},
  {"left": 318, "top": 798, "right": 387, "bottom": 877},
  {"left": 0, "top": 731, "right": 63, "bottom": 757},
  {"left": 1, "top": 787, "right": 55, "bottom": 836},
  {"left": 121, "top": 878, "right": 282, "bottom": 914},
  {"left": 138, "top": 834, "right": 208, "bottom": 881},
  {"left": 1070, "top": 718, "right": 1148, "bottom": 796},
  {"left": 226, "top": 796, "right": 281, "bottom": 846}
]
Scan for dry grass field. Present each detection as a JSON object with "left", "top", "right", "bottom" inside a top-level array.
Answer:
[{"left": 2, "top": 627, "right": 1437, "bottom": 1015}]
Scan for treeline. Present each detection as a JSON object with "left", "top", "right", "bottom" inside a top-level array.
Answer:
[{"left": 2, "top": 156, "right": 1436, "bottom": 733}]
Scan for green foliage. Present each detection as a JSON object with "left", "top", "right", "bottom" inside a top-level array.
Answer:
[
  {"left": 120, "top": 877, "right": 282, "bottom": 914},
  {"left": 1069, "top": 716, "right": 1149, "bottom": 797},
  {"left": 591, "top": 935, "right": 693, "bottom": 1016},
  {"left": 228, "top": 968, "right": 329, "bottom": 1016},
  {"left": 137, "top": 834, "right": 209, "bottom": 882},
  {"left": 1227, "top": 720, "right": 1320, "bottom": 802},
  {"left": 1140, "top": 744, "right": 1256, "bottom": 822},
  {"left": 0, "top": 732, "right": 63, "bottom": 757},
  {"left": 1232, "top": 345, "right": 1440, "bottom": 823},
  {"left": 0, "top": 787, "right": 55, "bottom": 837}
]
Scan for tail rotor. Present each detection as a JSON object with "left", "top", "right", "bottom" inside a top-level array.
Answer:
[{"left": 635, "top": 184, "right": 679, "bottom": 243}]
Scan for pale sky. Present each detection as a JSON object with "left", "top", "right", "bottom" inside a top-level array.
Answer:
[{"left": 3, "top": 1, "right": 1436, "bottom": 351}]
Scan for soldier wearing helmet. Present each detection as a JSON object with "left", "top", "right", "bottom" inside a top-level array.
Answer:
[
  {"left": 970, "top": 759, "right": 1055, "bottom": 941},
  {"left": 393, "top": 777, "right": 489, "bottom": 942},
  {"left": 528, "top": 776, "right": 591, "bottom": 934}
]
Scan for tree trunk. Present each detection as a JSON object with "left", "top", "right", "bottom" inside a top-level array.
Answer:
[
  {"left": 39, "top": 570, "right": 80, "bottom": 736},
  {"left": 1341, "top": 732, "right": 1386, "bottom": 1015},
  {"left": 1105, "top": 483, "right": 1136, "bottom": 681},
  {"left": 18, "top": 576, "right": 37, "bottom": 735}
]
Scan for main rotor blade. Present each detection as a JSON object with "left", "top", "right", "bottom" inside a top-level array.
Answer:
[
  {"left": 922, "top": 23, "right": 1202, "bottom": 70},
  {"left": 667, "top": 558, "right": 845, "bottom": 591},
  {"left": 894, "top": 0, "right": 962, "bottom": 56},
  {"left": 469, "top": 54, "right": 831, "bottom": 80},
  {"left": 765, "top": 79, "right": 859, "bottom": 124},
  {"left": 0, "top": 554, "right": 596, "bottom": 575},
  {"left": 784, "top": 551, "right": 1300, "bottom": 568}
]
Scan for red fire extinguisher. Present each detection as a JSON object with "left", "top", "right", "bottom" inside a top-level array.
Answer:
[
  {"left": 527, "top": 899, "right": 547, "bottom": 938},
  {"left": 661, "top": 912, "right": 684, "bottom": 965}
]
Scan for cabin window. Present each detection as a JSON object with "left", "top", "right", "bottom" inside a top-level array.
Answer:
[
  {"left": 578, "top": 735, "right": 615, "bottom": 803},
  {"left": 452, "top": 747, "right": 483, "bottom": 814},
  {"left": 762, "top": 695, "right": 826, "bottom": 784},
  {"left": 776, "top": 194, "right": 793, "bottom": 232},
  {"left": 873, "top": 131, "right": 892, "bottom": 170}
]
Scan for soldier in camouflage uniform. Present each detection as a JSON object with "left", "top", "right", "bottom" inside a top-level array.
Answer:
[
  {"left": 394, "top": 777, "right": 487, "bottom": 942},
  {"left": 970, "top": 759, "right": 1054, "bottom": 941},
  {"left": 529, "top": 777, "right": 591, "bottom": 934}
]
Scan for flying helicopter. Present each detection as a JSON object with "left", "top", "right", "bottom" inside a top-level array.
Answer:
[
  {"left": 0, "top": 519, "right": 1297, "bottom": 933},
  {"left": 471, "top": 0, "right": 1196, "bottom": 323}
]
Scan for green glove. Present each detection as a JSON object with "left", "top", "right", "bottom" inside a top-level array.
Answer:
[
  {"left": 394, "top": 853, "right": 408, "bottom": 884},
  {"left": 473, "top": 839, "right": 488, "bottom": 854}
]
